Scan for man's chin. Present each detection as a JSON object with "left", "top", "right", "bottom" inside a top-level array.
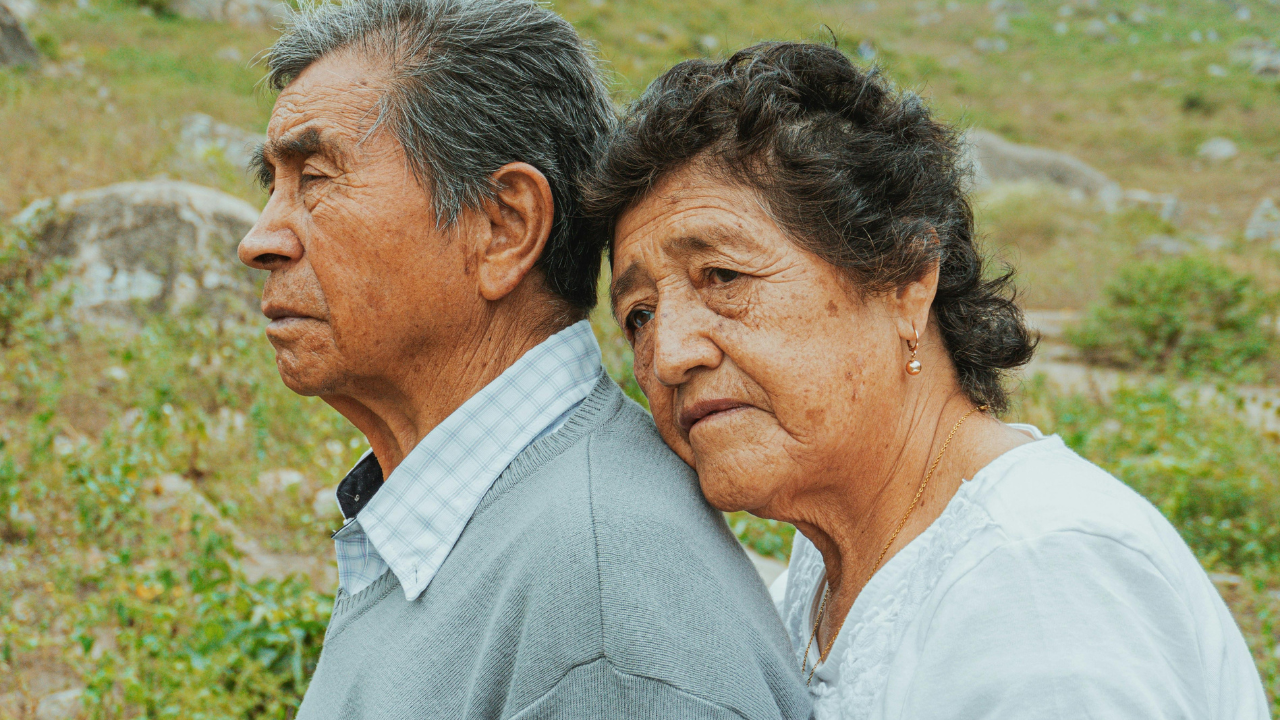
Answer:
[{"left": 272, "top": 351, "right": 340, "bottom": 397}]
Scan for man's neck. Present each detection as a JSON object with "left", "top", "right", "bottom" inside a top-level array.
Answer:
[{"left": 324, "top": 310, "right": 565, "bottom": 479}]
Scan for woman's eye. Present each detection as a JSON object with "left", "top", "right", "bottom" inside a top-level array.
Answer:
[
  {"left": 709, "top": 268, "right": 740, "bottom": 284},
  {"left": 627, "top": 308, "right": 654, "bottom": 331}
]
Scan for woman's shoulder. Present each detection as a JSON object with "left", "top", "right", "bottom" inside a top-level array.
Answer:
[
  {"left": 889, "top": 430, "right": 1267, "bottom": 719},
  {"left": 926, "top": 429, "right": 1237, "bottom": 656},
  {"left": 960, "top": 430, "right": 1188, "bottom": 569}
]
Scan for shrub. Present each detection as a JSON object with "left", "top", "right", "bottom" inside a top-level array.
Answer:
[
  {"left": 727, "top": 512, "right": 795, "bottom": 561},
  {"left": 79, "top": 522, "right": 330, "bottom": 719},
  {"left": 1067, "top": 256, "right": 1278, "bottom": 380},
  {"left": 0, "top": 224, "right": 73, "bottom": 416}
]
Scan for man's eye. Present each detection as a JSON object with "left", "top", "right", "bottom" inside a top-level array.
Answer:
[
  {"left": 627, "top": 308, "right": 654, "bottom": 331},
  {"left": 709, "top": 268, "right": 740, "bottom": 284}
]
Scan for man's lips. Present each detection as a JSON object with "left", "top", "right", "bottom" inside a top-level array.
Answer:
[
  {"left": 263, "top": 304, "right": 319, "bottom": 322},
  {"left": 679, "top": 398, "right": 750, "bottom": 432}
]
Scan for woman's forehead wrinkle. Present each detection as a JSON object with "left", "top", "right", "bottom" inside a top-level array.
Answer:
[{"left": 609, "top": 261, "right": 652, "bottom": 309}]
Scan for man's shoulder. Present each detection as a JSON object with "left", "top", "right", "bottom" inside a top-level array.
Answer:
[
  {"left": 586, "top": 390, "right": 704, "bottom": 512},
  {"left": 443, "top": 379, "right": 810, "bottom": 718},
  {"left": 582, "top": 390, "right": 755, "bottom": 574},
  {"left": 573, "top": 388, "right": 809, "bottom": 716}
]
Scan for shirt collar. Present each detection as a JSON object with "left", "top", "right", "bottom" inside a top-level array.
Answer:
[{"left": 335, "top": 320, "right": 602, "bottom": 601}]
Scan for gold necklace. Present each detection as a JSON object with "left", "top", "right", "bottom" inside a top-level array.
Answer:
[{"left": 800, "top": 404, "right": 987, "bottom": 686}]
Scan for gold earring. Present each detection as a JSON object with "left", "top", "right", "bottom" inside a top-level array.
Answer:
[{"left": 906, "top": 327, "right": 922, "bottom": 375}]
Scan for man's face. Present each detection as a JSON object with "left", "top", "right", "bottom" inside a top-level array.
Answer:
[{"left": 239, "top": 52, "right": 474, "bottom": 397}]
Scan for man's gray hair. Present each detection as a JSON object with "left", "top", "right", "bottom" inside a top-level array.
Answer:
[{"left": 263, "top": 0, "right": 616, "bottom": 312}]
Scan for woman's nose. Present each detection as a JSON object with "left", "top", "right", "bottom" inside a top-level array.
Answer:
[
  {"left": 650, "top": 302, "right": 723, "bottom": 387},
  {"left": 238, "top": 199, "right": 304, "bottom": 271}
]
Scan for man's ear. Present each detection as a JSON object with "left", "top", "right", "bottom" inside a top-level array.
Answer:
[{"left": 474, "top": 162, "right": 554, "bottom": 303}]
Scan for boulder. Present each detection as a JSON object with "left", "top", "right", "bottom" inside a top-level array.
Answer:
[
  {"left": 962, "top": 129, "right": 1119, "bottom": 201},
  {"left": 180, "top": 113, "right": 262, "bottom": 174},
  {"left": 0, "top": 1, "right": 39, "bottom": 68},
  {"left": 169, "top": 0, "right": 287, "bottom": 27},
  {"left": 1, "top": 0, "right": 37, "bottom": 21},
  {"left": 143, "top": 473, "right": 337, "bottom": 591},
  {"left": 312, "top": 486, "right": 342, "bottom": 520},
  {"left": 1230, "top": 38, "right": 1280, "bottom": 76},
  {"left": 34, "top": 688, "right": 83, "bottom": 720},
  {"left": 258, "top": 468, "right": 307, "bottom": 495},
  {"left": 13, "top": 180, "right": 262, "bottom": 323},
  {"left": 1197, "top": 137, "right": 1238, "bottom": 162},
  {"left": 1122, "top": 188, "right": 1181, "bottom": 224},
  {"left": 1245, "top": 197, "right": 1280, "bottom": 245},
  {"left": 1139, "top": 234, "right": 1192, "bottom": 256}
]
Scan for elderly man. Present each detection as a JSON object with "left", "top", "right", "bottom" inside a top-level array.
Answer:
[{"left": 237, "top": 0, "right": 810, "bottom": 718}]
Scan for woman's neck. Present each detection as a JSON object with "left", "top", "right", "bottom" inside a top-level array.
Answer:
[{"left": 784, "top": 392, "right": 1032, "bottom": 655}]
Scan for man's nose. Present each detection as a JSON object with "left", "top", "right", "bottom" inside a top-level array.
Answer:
[
  {"left": 238, "top": 199, "right": 304, "bottom": 271},
  {"left": 650, "top": 296, "right": 724, "bottom": 388}
]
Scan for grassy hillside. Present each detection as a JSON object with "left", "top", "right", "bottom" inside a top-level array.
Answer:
[{"left": 1, "top": 0, "right": 1279, "bottom": 716}]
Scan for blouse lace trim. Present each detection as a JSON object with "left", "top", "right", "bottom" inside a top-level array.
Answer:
[{"left": 782, "top": 487, "right": 994, "bottom": 719}]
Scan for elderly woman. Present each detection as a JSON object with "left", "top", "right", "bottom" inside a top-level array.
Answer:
[{"left": 586, "top": 43, "right": 1268, "bottom": 719}]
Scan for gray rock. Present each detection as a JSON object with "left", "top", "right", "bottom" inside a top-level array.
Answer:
[
  {"left": 169, "top": 0, "right": 287, "bottom": 27},
  {"left": 258, "top": 468, "right": 307, "bottom": 495},
  {"left": 0, "top": 692, "right": 22, "bottom": 718},
  {"left": 1, "top": 0, "right": 37, "bottom": 21},
  {"left": 1120, "top": 188, "right": 1181, "bottom": 224},
  {"left": 1194, "top": 234, "right": 1227, "bottom": 251},
  {"left": 312, "top": 486, "right": 342, "bottom": 520},
  {"left": 962, "top": 129, "right": 1119, "bottom": 201},
  {"left": 142, "top": 472, "right": 337, "bottom": 590},
  {"left": 13, "top": 180, "right": 262, "bottom": 323},
  {"left": 35, "top": 688, "right": 83, "bottom": 720},
  {"left": 1140, "top": 234, "right": 1192, "bottom": 255},
  {"left": 1229, "top": 38, "right": 1280, "bottom": 76},
  {"left": 1083, "top": 18, "right": 1108, "bottom": 37},
  {"left": 180, "top": 113, "right": 262, "bottom": 174},
  {"left": 1197, "top": 136, "right": 1238, "bottom": 162},
  {"left": 0, "top": 1, "right": 39, "bottom": 68},
  {"left": 1245, "top": 197, "right": 1280, "bottom": 243}
]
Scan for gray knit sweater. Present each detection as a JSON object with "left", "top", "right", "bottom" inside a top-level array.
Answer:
[{"left": 296, "top": 375, "right": 812, "bottom": 720}]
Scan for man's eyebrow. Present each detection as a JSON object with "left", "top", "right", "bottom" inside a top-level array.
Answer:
[{"left": 249, "top": 128, "right": 337, "bottom": 190}]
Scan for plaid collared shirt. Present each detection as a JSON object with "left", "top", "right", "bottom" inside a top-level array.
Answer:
[{"left": 330, "top": 320, "right": 603, "bottom": 600}]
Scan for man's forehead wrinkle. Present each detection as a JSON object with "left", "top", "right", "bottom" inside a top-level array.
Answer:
[{"left": 268, "top": 66, "right": 387, "bottom": 144}]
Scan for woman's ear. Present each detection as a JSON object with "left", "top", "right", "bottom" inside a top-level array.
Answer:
[
  {"left": 892, "top": 251, "right": 940, "bottom": 345},
  {"left": 474, "top": 162, "right": 555, "bottom": 302}
]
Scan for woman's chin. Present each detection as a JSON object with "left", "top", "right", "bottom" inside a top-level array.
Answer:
[
  {"left": 687, "top": 417, "right": 787, "bottom": 512},
  {"left": 694, "top": 463, "right": 775, "bottom": 513}
]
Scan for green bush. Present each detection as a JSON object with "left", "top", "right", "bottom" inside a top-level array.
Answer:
[
  {"left": 1066, "top": 256, "right": 1278, "bottom": 380},
  {"left": 79, "top": 523, "right": 330, "bottom": 719},
  {"left": 727, "top": 512, "right": 795, "bottom": 561}
]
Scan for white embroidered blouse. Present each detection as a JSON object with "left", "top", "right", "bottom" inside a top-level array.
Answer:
[{"left": 774, "top": 425, "right": 1269, "bottom": 720}]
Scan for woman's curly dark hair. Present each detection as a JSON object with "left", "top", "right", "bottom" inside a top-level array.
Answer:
[{"left": 583, "top": 41, "right": 1036, "bottom": 412}]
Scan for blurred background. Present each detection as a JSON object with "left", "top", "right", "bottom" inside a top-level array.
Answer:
[{"left": 1, "top": 0, "right": 1278, "bottom": 716}]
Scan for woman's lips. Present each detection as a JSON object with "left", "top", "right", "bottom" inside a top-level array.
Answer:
[{"left": 679, "top": 399, "right": 750, "bottom": 432}]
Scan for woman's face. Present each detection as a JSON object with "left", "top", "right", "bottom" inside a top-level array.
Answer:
[{"left": 611, "top": 167, "right": 906, "bottom": 516}]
